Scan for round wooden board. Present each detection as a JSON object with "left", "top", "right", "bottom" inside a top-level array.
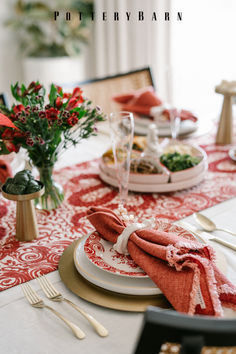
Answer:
[{"left": 58, "top": 240, "right": 171, "bottom": 312}]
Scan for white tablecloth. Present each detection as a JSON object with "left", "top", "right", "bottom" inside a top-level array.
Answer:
[{"left": 1, "top": 129, "right": 236, "bottom": 354}]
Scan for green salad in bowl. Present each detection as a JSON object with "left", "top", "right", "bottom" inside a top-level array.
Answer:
[
  {"left": 160, "top": 152, "right": 201, "bottom": 172},
  {"left": 3, "top": 170, "right": 42, "bottom": 195}
]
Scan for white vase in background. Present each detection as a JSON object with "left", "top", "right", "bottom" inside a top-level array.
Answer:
[{"left": 23, "top": 56, "right": 86, "bottom": 90}]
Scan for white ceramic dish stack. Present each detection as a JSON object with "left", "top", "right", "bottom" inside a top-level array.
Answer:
[
  {"left": 99, "top": 143, "right": 208, "bottom": 193},
  {"left": 134, "top": 116, "right": 198, "bottom": 137},
  {"left": 73, "top": 232, "right": 161, "bottom": 296},
  {"left": 73, "top": 222, "right": 225, "bottom": 296}
]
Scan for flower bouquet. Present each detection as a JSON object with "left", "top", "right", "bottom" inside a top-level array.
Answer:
[{"left": 0, "top": 82, "right": 104, "bottom": 210}]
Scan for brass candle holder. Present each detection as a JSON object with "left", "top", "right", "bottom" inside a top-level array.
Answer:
[
  {"left": 215, "top": 80, "right": 236, "bottom": 145},
  {"left": 2, "top": 183, "right": 45, "bottom": 242}
]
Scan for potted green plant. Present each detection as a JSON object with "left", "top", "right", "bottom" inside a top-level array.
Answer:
[{"left": 6, "top": 0, "right": 93, "bottom": 87}]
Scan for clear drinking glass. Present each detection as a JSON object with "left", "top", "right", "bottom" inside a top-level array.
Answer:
[
  {"left": 109, "top": 111, "right": 134, "bottom": 206},
  {"left": 169, "top": 107, "right": 181, "bottom": 140}
]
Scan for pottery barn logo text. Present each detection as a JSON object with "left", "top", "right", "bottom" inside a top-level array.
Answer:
[{"left": 53, "top": 11, "right": 183, "bottom": 22}]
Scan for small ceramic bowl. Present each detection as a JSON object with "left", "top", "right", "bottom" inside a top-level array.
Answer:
[
  {"left": 168, "top": 157, "right": 205, "bottom": 183},
  {"left": 162, "top": 143, "right": 208, "bottom": 183}
]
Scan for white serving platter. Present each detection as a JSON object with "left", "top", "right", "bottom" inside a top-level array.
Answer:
[
  {"left": 99, "top": 163, "right": 207, "bottom": 193},
  {"left": 100, "top": 143, "right": 208, "bottom": 192},
  {"left": 100, "top": 159, "right": 170, "bottom": 185}
]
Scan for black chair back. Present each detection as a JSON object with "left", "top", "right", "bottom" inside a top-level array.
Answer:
[{"left": 134, "top": 306, "right": 236, "bottom": 354}]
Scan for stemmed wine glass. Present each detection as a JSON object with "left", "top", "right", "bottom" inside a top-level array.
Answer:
[{"left": 109, "top": 111, "right": 134, "bottom": 207}]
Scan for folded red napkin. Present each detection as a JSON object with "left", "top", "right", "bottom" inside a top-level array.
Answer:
[
  {"left": 0, "top": 158, "right": 12, "bottom": 184},
  {"left": 87, "top": 207, "right": 236, "bottom": 316},
  {"left": 113, "top": 87, "right": 198, "bottom": 122}
]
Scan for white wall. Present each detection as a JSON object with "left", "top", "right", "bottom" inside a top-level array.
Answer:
[
  {"left": 93, "top": 0, "right": 170, "bottom": 100},
  {"left": 170, "top": 0, "right": 236, "bottom": 118},
  {"left": 0, "top": 0, "right": 23, "bottom": 104}
]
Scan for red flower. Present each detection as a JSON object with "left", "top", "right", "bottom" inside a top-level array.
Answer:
[
  {"left": 46, "top": 107, "right": 59, "bottom": 121},
  {"left": 9, "top": 113, "right": 17, "bottom": 121},
  {"left": 1, "top": 128, "right": 14, "bottom": 139},
  {"left": 28, "top": 81, "right": 36, "bottom": 90},
  {"left": 26, "top": 137, "right": 34, "bottom": 146},
  {"left": 13, "top": 104, "right": 25, "bottom": 114},
  {"left": 67, "top": 97, "right": 84, "bottom": 111},
  {"left": 63, "top": 87, "right": 83, "bottom": 103},
  {"left": 4, "top": 140, "right": 19, "bottom": 153},
  {"left": 67, "top": 115, "right": 78, "bottom": 126},
  {"left": 63, "top": 93, "right": 71, "bottom": 99},
  {"left": 55, "top": 97, "right": 63, "bottom": 108},
  {"left": 67, "top": 98, "right": 79, "bottom": 110},
  {"left": 39, "top": 111, "right": 46, "bottom": 119},
  {"left": 13, "top": 131, "right": 24, "bottom": 138},
  {"left": 71, "top": 87, "right": 83, "bottom": 99},
  {"left": 55, "top": 85, "right": 62, "bottom": 94},
  {"left": 33, "top": 84, "right": 42, "bottom": 93}
]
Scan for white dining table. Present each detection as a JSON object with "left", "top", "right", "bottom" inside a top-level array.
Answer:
[{"left": 1, "top": 126, "right": 236, "bottom": 354}]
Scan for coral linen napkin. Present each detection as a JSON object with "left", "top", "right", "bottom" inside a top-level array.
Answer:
[
  {"left": 87, "top": 207, "right": 236, "bottom": 317},
  {"left": 113, "top": 87, "right": 198, "bottom": 122}
]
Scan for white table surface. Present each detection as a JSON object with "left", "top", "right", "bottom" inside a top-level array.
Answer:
[{"left": 1, "top": 127, "right": 236, "bottom": 354}]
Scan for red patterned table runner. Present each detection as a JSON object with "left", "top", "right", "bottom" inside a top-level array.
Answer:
[{"left": 1, "top": 135, "right": 236, "bottom": 291}]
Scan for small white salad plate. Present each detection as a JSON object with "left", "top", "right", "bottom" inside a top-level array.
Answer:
[{"left": 84, "top": 231, "right": 147, "bottom": 278}]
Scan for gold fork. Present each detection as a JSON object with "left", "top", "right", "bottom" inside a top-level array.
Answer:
[
  {"left": 37, "top": 275, "right": 108, "bottom": 337},
  {"left": 21, "top": 283, "right": 85, "bottom": 339}
]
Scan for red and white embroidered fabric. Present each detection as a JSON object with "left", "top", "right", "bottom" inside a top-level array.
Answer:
[{"left": 1, "top": 138, "right": 236, "bottom": 291}]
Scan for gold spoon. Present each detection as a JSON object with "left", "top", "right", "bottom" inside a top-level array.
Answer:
[{"left": 194, "top": 213, "right": 236, "bottom": 237}]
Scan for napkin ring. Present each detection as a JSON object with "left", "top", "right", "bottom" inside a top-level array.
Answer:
[{"left": 113, "top": 218, "right": 155, "bottom": 255}]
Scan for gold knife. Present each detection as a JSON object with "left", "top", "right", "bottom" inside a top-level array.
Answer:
[{"left": 176, "top": 220, "right": 236, "bottom": 252}]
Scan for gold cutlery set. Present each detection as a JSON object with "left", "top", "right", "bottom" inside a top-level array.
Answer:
[
  {"left": 176, "top": 212, "right": 236, "bottom": 252},
  {"left": 21, "top": 275, "right": 108, "bottom": 339}
]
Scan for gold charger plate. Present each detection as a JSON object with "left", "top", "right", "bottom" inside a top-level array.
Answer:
[{"left": 58, "top": 239, "right": 171, "bottom": 312}]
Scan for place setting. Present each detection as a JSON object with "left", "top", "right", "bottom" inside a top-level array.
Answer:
[
  {"left": 56, "top": 110, "right": 236, "bottom": 318},
  {"left": 112, "top": 86, "right": 199, "bottom": 137}
]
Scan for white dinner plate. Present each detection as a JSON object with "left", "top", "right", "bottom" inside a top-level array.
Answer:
[
  {"left": 74, "top": 232, "right": 162, "bottom": 295},
  {"left": 134, "top": 118, "right": 198, "bottom": 136}
]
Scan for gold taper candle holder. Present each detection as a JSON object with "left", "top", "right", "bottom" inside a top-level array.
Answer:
[{"left": 2, "top": 183, "right": 45, "bottom": 242}]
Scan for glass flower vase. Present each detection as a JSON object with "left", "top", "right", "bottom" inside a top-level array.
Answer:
[{"left": 36, "top": 165, "right": 64, "bottom": 210}]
